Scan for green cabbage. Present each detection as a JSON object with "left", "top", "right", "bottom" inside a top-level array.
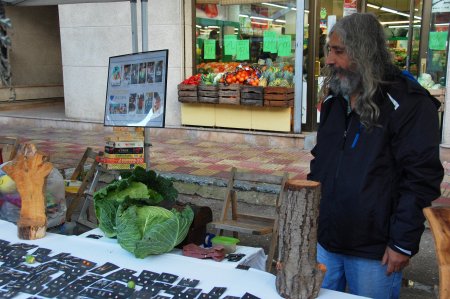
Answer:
[
  {"left": 93, "top": 168, "right": 194, "bottom": 256},
  {"left": 116, "top": 204, "right": 194, "bottom": 257}
]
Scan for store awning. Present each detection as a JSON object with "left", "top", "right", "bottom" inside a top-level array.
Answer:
[{"left": 3, "top": 0, "right": 125, "bottom": 6}]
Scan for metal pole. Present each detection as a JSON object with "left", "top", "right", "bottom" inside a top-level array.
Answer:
[
  {"left": 141, "top": 0, "right": 148, "bottom": 51},
  {"left": 293, "top": 0, "right": 305, "bottom": 133},
  {"left": 130, "top": 0, "right": 138, "bottom": 53},
  {"left": 141, "top": 0, "right": 151, "bottom": 170}
]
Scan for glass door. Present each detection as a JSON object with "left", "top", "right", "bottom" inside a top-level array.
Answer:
[{"left": 304, "top": 0, "right": 348, "bottom": 131}]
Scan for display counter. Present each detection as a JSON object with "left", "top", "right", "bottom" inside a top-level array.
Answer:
[{"left": 0, "top": 220, "right": 368, "bottom": 299}]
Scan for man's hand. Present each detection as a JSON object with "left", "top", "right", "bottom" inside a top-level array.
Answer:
[{"left": 381, "top": 247, "right": 410, "bottom": 276}]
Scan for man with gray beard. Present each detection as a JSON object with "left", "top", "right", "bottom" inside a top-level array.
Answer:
[{"left": 307, "top": 13, "right": 443, "bottom": 299}]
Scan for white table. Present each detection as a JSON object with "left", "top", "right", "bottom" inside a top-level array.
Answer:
[
  {"left": 0, "top": 220, "right": 368, "bottom": 299},
  {"left": 79, "top": 228, "right": 267, "bottom": 271}
]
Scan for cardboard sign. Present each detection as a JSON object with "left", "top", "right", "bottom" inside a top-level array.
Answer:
[
  {"left": 236, "top": 39, "right": 250, "bottom": 60},
  {"left": 429, "top": 31, "right": 448, "bottom": 50},
  {"left": 278, "top": 35, "right": 292, "bottom": 57},
  {"left": 263, "top": 31, "right": 277, "bottom": 53},
  {"left": 224, "top": 35, "right": 237, "bottom": 56},
  {"left": 204, "top": 39, "right": 216, "bottom": 59}
]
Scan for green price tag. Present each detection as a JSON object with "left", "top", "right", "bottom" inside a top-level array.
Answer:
[
  {"left": 204, "top": 39, "right": 216, "bottom": 59},
  {"left": 236, "top": 39, "right": 250, "bottom": 60},
  {"left": 263, "top": 31, "right": 277, "bottom": 53},
  {"left": 429, "top": 31, "right": 448, "bottom": 51},
  {"left": 224, "top": 35, "right": 237, "bottom": 56},
  {"left": 278, "top": 35, "right": 292, "bottom": 57}
]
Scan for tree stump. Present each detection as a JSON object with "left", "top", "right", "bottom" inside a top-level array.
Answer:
[
  {"left": 276, "top": 180, "right": 325, "bottom": 299},
  {"left": 3, "top": 144, "right": 53, "bottom": 240},
  {"left": 423, "top": 206, "right": 450, "bottom": 299}
]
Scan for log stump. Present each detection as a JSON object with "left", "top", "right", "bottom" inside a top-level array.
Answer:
[
  {"left": 276, "top": 180, "right": 325, "bottom": 299},
  {"left": 423, "top": 206, "right": 450, "bottom": 299},
  {"left": 3, "top": 144, "right": 53, "bottom": 240}
]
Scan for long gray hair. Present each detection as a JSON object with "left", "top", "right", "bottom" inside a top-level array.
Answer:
[{"left": 322, "top": 13, "right": 395, "bottom": 129}]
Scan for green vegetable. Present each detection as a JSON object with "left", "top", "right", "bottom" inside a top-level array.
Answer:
[
  {"left": 94, "top": 167, "right": 193, "bottom": 257},
  {"left": 25, "top": 255, "right": 35, "bottom": 264},
  {"left": 127, "top": 280, "right": 135, "bottom": 289},
  {"left": 94, "top": 167, "right": 178, "bottom": 238},
  {"left": 116, "top": 203, "right": 194, "bottom": 257}
]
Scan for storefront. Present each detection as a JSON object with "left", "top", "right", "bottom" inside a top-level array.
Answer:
[{"left": 183, "top": 0, "right": 449, "bottom": 132}]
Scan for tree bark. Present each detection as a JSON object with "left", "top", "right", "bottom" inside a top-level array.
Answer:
[
  {"left": 276, "top": 180, "right": 325, "bottom": 299},
  {"left": 3, "top": 144, "right": 53, "bottom": 240},
  {"left": 423, "top": 206, "right": 450, "bottom": 299}
]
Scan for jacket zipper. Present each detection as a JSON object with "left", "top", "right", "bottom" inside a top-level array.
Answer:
[{"left": 335, "top": 114, "right": 353, "bottom": 179}]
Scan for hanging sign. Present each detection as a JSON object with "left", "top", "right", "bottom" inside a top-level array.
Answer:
[
  {"left": 224, "top": 35, "right": 237, "bottom": 55},
  {"left": 429, "top": 31, "right": 448, "bottom": 50},
  {"left": 236, "top": 39, "right": 250, "bottom": 60},
  {"left": 432, "top": 0, "right": 450, "bottom": 13},
  {"left": 263, "top": 31, "right": 277, "bottom": 53},
  {"left": 204, "top": 39, "right": 216, "bottom": 59},
  {"left": 278, "top": 35, "right": 292, "bottom": 57}
]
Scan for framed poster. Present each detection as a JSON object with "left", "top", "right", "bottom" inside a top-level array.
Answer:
[{"left": 104, "top": 49, "right": 168, "bottom": 128}]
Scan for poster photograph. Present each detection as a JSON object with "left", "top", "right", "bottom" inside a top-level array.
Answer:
[{"left": 104, "top": 49, "right": 168, "bottom": 128}]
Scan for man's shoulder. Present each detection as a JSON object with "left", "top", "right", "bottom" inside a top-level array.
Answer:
[{"left": 384, "top": 74, "right": 438, "bottom": 109}]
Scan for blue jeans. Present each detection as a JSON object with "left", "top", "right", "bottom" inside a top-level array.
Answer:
[{"left": 317, "top": 244, "right": 402, "bottom": 299}]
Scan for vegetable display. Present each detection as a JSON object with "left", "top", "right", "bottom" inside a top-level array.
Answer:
[{"left": 94, "top": 167, "right": 194, "bottom": 257}]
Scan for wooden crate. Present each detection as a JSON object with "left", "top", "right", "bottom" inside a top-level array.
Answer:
[
  {"left": 198, "top": 84, "right": 219, "bottom": 104},
  {"left": 264, "top": 87, "right": 294, "bottom": 107},
  {"left": 178, "top": 84, "right": 198, "bottom": 103},
  {"left": 264, "top": 99, "right": 294, "bottom": 107},
  {"left": 219, "top": 84, "right": 240, "bottom": 105},
  {"left": 241, "top": 86, "right": 263, "bottom": 106}
]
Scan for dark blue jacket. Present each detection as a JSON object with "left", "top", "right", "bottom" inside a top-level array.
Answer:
[{"left": 308, "top": 73, "right": 443, "bottom": 259}]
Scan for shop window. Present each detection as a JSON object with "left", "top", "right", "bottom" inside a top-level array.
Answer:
[
  {"left": 195, "top": 2, "right": 297, "bottom": 87},
  {"left": 426, "top": 5, "right": 450, "bottom": 87}
]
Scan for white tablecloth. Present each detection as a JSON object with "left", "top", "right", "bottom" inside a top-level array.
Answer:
[
  {"left": 0, "top": 220, "right": 368, "bottom": 299},
  {"left": 79, "top": 227, "right": 267, "bottom": 271}
]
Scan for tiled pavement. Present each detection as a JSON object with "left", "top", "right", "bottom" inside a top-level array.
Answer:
[{"left": 1, "top": 125, "right": 449, "bottom": 206}]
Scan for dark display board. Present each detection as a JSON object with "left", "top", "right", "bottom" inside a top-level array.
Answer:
[{"left": 104, "top": 50, "right": 168, "bottom": 128}]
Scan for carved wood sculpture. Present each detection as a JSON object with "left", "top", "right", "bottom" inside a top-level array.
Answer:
[
  {"left": 276, "top": 180, "right": 325, "bottom": 299},
  {"left": 423, "top": 206, "right": 450, "bottom": 299},
  {"left": 3, "top": 144, "right": 53, "bottom": 240}
]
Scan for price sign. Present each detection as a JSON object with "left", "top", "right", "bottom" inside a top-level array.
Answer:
[
  {"left": 236, "top": 39, "right": 250, "bottom": 60},
  {"left": 224, "top": 35, "right": 237, "bottom": 56},
  {"left": 204, "top": 39, "right": 216, "bottom": 60},
  {"left": 278, "top": 35, "right": 292, "bottom": 57},
  {"left": 263, "top": 31, "right": 277, "bottom": 53},
  {"left": 429, "top": 31, "right": 448, "bottom": 50}
]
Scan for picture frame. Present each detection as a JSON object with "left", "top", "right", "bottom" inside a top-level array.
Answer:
[{"left": 104, "top": 49, "right": 169, "bottom": 128}]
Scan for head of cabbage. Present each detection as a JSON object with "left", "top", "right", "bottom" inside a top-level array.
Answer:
[{"left": 94, "top": 168, "right": 194, "bottom": 257}]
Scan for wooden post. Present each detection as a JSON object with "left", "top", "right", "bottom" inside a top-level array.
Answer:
[
  {"left": 423, "top": 206, "right": 450, "bottom": 299},
  {"left": 276, "top": 179, "right": 325, "bottom": 299},
  {"left": 3, "top": 144, "right": 53, "bottom": 240}
]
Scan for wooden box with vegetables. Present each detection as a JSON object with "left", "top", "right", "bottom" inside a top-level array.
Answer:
[
  {"left": 178, "top": 60, "right": 295, "bottom": 108},
  {"left": 178, "top": 74, "right": 201, "bottom": 103}
]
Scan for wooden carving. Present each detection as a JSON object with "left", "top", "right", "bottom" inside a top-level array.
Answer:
[
  {"left": 276, "top": 180, "right": 326, "bottom": 299},
  {"left": 3, "top": 144, "right": 53, "bottom": 240}
]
